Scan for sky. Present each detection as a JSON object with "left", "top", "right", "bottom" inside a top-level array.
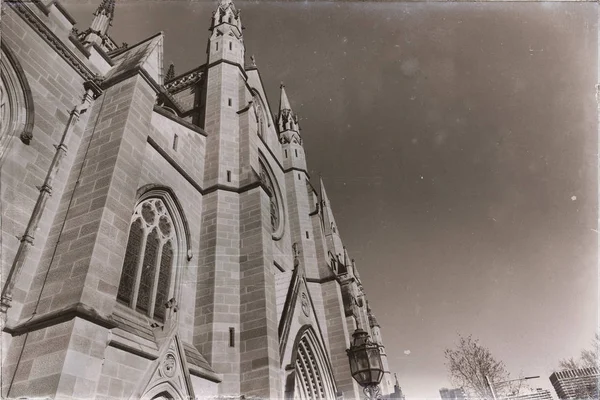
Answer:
[{"left": 65, "top": 1, "right": 598, "bottom": 398}]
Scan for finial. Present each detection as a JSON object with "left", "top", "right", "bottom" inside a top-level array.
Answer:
[
  {"left": 249, "top": 55, "right": 256, "bottom": 67},
  {"left": 95, "top": 0, "right": 116, "bottom": 22},
  {"left": 165, "top": 63, "right": 175, "bottom": 82}
]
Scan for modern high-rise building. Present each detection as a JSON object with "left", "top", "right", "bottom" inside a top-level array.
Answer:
[
  {"left": 0, "top": 0, "right": 398, "bottom": 398},
  {"left": 550, "top": 368, "right": 599, "bottom": 399}
]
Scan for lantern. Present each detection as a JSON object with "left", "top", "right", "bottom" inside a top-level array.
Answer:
[{"left": 347, "top": 329, "right": 384, "bottom": 399}]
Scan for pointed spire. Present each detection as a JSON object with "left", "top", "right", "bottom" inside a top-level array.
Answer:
[
  {"left": 319, "top": 177, "right": 330, "bottom": 212},
  {"left": 279, "top": 84, "right": 292, "bottom": 112},
  {"left": 165, "top": 63, "right": 175, "bottom": 82},
  {"left": 320, "top": 177, "right": 345, "bottom": 260},
  {"left": 79, "top": 0, "right": 117, "bottom": 51},
  {"left": 277, "top": 84, "right": 300, "bottom": 137}
]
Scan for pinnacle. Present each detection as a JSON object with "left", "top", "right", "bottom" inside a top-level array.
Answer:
[
  {"left": 95, "top": 0, "right": 115, "bottom": 21},
  {"left": 279, "top": 84, "right": 292, "bottom": 112},
  {"left": 319, "top": 177, "right": 329, "bottom": 205},
  {"left": 165, "top": 63, "right": 175, "bottom": 82}
]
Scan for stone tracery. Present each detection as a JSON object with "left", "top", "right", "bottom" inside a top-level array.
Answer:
[{"left": 117, "top": 198, "right": 178, "bottom": 322}]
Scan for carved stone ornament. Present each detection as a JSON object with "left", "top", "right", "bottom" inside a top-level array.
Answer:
[
  {"left": 162, "top": 353, "right": 177, "bottom": 378},
  {"left": 301, "top": 292, "right": 310, "bottom": 317}
]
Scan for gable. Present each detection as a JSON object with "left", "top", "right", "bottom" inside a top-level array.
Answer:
[
  {"left": 278, "top": 263, "right": 332, "bottom": 372},
  {"left": 130, "top": 332, "right": 195, "bottom": 400}
]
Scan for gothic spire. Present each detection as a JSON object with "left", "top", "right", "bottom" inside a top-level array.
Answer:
[
  {"left": 210, "top": 0, "right": 242, "bottom": 31},
  {"left": 94, "top": 0, "right": 116, "bottom": 24},
  {"left": 320, "top": 177, "right": 338, "bottom": 231},
  {"left": 279, "top": 84, "right": 292, "bottom": 112},
  {"left": 79, "top": 0, "right": 117, "bottom": 52},
  {"left": 208, "top": 0, "right": 244, "bottom": 65},
  {"left": 320, "top": 177, "right": 345, "bottom": 260},
  {"left": 277, "top": 84, "right": 300, "bottom": 137}
]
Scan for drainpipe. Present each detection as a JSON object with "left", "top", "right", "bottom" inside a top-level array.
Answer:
[{"left": 0, "top": 80, "right": 102, "bottom": 322}]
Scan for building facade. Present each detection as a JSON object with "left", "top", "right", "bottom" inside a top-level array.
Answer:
[
  {"left": 550, "top": 368, "right": 599, "bottom": 399},
  {"left": 0, "top": 0, "right": 397, "bottom": 399},
  {"left": 502, "top": 388, "right": 554, "bottom": 400},
  {"left": 439, "top": 387, "right": 467, "bottom": 400}
]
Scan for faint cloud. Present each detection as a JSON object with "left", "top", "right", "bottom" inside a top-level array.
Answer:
[
  {"left": 433, "top": 130, "right": 448, "bottom": 146},
  {"left": 400, "top": 58, "right": 420, "bottom": 77},
  {"left": 404, "top": 350, "right": 411, "bottom": 355},
  {"left": 571, "top": 195, "right": 577, "bottom": 201}
]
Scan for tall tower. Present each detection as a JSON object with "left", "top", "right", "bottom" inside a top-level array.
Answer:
[
  {"left": 278, "top": 85, "right": 320, "bottom": 277},
  {"left": 78, "top": 0, "right": 118, "bottom": 52},
  {"left": 197, "top": 2, "right": 284, "bottom": 398},
  {"left": 207, "top": 0, "right": 244, "bottom": 66},
  {"left": 278, "top": 84, "right": 305, "bottom": 170}
]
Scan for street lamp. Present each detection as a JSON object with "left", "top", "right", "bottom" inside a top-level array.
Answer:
[
  {"left": 347, "top": 329, "right": 385, "bottom": 400},
  {"left": 485, "top": 375, "right": 540, "bottom": 400}
]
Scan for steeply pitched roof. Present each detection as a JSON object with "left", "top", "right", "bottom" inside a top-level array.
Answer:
[{"left": 106, "top": 32, "right": 164, "bottom": 84}]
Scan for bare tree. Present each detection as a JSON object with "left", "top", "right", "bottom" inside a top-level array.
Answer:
[
  {"left": 444, "top": 335, "right": 520, "bottom": 400},
  {"left": 573, "top": 382, "right": 599, "bottom": 400},
  {"left": 559, "top": 357, "right": 583, "bottom": 370},
  {"left": 559, "top": 334, "right": 599, "bottom": 370}
]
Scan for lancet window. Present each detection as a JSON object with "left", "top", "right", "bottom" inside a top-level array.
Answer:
[
  {"left": 0, "top": 42, "right": 34, "bottom": 164},
  {"left": 117, "top": 197, "right": 180, "bottom": 322},
  {"left": 259, "top": 159, "right": 284, "bottom": 240},
  {"left": 253, "top": 92, "right": 268, "bottom": 138}
]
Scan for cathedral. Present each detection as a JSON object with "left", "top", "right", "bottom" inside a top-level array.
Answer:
[{"left": 0, "top": 0, "right": 403, "bottom": 398}]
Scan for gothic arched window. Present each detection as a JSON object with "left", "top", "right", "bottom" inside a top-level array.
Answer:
[
  {"left": 0, "top": 42, "right": 34, "bottom": 164},
  {"left": 253, "top": 94, "right": 266, "bottom": 139},
  {"left": 117, "top": 195, "right": 184, "bottom": 322},
  {"left": 259, "top": 158, "right": 285, "bottom": 240}
]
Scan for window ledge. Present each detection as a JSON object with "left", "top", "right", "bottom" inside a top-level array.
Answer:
[{"left": 112, "top": 302, "right": 160, "bottom": 342}]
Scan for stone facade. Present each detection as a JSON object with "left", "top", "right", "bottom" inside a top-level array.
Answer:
[{"left": 0, "top": 0, "right": 397, "bottom": 398}]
